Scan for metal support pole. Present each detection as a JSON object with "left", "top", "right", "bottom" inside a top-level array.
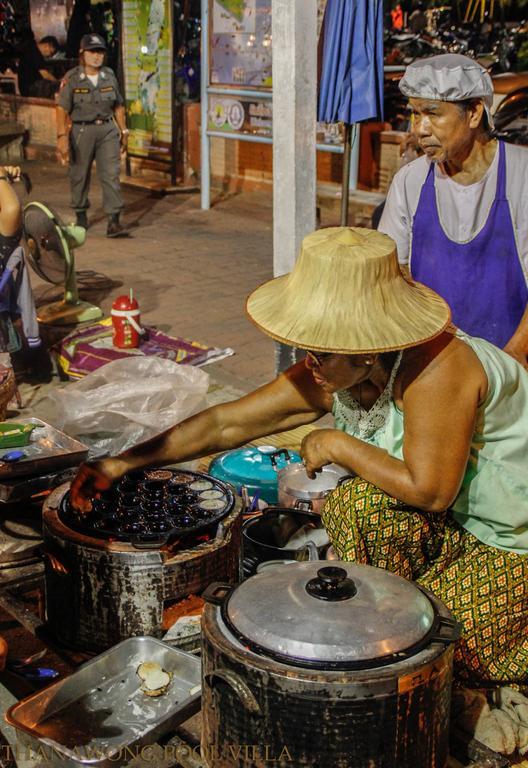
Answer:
[
  {"left": 272, "top": 0, "right": 317, "bottom": 278},
  {"left": 340, "top": 123, "right": 352, "bottom": 226},
  {"left": 200, "top": 0, "right": 211, "bottom": 210},
  {"left": 171, "top": 0, "right": 177, "bottom": 186},
  {"left": 272, "top": 0, "right": 317, "bottom": 372}
]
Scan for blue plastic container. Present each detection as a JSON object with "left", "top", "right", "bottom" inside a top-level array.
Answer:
[{"left": 208, "top": 446, "right": 303, "bottom": 504}]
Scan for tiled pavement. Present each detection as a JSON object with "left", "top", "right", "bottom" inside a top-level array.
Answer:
[{"left": 22, "top": 159, "right": 277, "bottom": 398}]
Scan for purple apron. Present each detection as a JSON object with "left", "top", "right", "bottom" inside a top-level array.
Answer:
[{"left": 410, "top": 141, "right": 528, "bottom": 348}]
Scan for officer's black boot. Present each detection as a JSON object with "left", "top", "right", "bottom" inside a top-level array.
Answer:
[
  {"left": 76, "top": 211, "right": 88, "bottom": 229},
  {"left": 106, "top": 213, "right": 129, "bottom": 238}
]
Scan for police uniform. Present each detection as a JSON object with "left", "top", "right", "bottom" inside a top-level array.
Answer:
[{"left": 58, "top": 64, "right": 124, "bottom": 217}]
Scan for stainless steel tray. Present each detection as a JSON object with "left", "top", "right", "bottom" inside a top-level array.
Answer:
[
  {"left": 0, "top": 418, "right": 88, "bottom": 480},
  {"left": 6, "top": 636, "right": 202, "bottom": 768}
]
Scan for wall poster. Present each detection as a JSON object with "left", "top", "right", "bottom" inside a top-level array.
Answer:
[
  {"left": 210, "top": 0, "right": 272, "bottom": 89},
  {"left": 29, "top": 0, "right": 69, "bottom": 45},
  {"left": 122, "top": 0, "right": 173, "bottom": 160}
]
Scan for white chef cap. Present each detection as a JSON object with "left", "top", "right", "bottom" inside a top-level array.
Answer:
[{"left": 399, "top": 54, "right": 494, "bottom": 130}]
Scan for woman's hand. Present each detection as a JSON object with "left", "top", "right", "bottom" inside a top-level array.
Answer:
[
  {"left": 0, "top": 166, "right": 21, "bottom": 181},
  {"left": 120, "top": 129, "right": 129, "bottom": 152},
  {"left": 301, "top": 429, "right": 341, "bottom": 479},
  {"left": 69, "top": 459, "right": 123, "bottom": 514}
]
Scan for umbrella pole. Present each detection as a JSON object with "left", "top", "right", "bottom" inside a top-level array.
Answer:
[{"left": 341, "top": 123, "right": 353, "bottom": 227}]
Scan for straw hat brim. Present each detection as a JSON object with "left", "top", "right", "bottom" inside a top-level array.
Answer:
[{"left": 246, "top": 274, "right": 451, "bottom": 354}]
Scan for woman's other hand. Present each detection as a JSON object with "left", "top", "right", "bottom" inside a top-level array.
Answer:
[
  {"left": 301, "top": 429, "right": 341, "bottom": 479},
  {"left": 0, "top": 166, "right": 21, "bottom": 181}
]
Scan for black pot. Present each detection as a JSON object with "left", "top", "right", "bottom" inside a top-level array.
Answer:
[{"left": 242, "top": 508, "right": 327, "bottom": 563}]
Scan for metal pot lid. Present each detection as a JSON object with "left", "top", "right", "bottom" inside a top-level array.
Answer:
[
  {"left": 278, "top": 463, "right": 348, "bottom": 499},
  {"left": 224, "top": 562, "right": 435, "bottom": 664}
]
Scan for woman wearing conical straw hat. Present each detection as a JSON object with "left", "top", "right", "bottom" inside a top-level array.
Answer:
[{"left": 71, "top": 227, "right": 528, "bottom": 696}]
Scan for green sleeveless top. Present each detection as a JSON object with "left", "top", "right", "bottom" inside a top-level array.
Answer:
[{"left": 333, "top": 333, "right": 528, "bottom": 554}]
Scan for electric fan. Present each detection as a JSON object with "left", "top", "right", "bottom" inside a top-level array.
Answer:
[{"left": 22, "top": 202, "right": 103, "bottom": 325}]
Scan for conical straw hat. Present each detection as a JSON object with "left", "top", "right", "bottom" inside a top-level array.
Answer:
[{"left": 246, "top": 227, "right": 451, "bottom": 353}]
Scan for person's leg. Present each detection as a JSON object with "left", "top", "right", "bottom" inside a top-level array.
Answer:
[
  {"left": 418, "top": 523, "right": 528, "bottom": 691},
  {"left": 324, "top": 477, "right": 528, "bottom": 690},
  {"left": 322, "top": 476, "right": 445, "bottom": 580},
  {"left": 69, "top": 124, "right": 95, "bottom": 225},
  {"left": 94, "top": 124, "right": 127, "bottom": 236}
]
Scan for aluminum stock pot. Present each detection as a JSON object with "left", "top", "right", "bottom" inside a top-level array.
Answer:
[
  {"left": 201, "top": 562, "right": 460, "bottom": 768},
  {"left": 277, "top": 461, "right": 351, "bottom": 512}
]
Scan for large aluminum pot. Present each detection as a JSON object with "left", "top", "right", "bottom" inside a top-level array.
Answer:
[
  {"left": 201, "top": 562, "right": 460, "bottom": 768},
  {"left": 277, "top": 462, "right": 351, "bottom": 512}
]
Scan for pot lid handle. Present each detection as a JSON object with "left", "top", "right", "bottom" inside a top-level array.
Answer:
[
  {"left": 305, "top": 566, "right": 357, "bottom": 602},
  {"left": 269, "top": 448, "right": 291, "bottom": 469}
]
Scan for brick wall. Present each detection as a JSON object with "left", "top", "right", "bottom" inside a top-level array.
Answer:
[{"left": 378, "top": 130, "right": 407, "bottom": 193}]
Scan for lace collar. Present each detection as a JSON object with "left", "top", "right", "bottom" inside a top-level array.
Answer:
[{"left": 333, "top": 352, "right": 403, "bottom": 440}]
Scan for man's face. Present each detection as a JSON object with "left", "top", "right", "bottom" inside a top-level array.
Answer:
[
  {"left": 408, "top": 97, "right": 477, "bottom": 164},
  {"left": 38, "top": 41, "right": 54, "bottom": 58}
]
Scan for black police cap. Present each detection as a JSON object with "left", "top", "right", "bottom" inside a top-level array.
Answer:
[{"left": 80, "top": 34, "right": 107, "bottom": 52}]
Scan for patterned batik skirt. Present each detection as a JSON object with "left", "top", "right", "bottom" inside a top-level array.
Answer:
[{"left": 322, "top": 477, "right": 528, "bottom": 692}]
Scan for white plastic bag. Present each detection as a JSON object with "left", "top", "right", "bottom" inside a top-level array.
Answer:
[{"left": 39, "top": 357, "right": 209, "bottom": 457}]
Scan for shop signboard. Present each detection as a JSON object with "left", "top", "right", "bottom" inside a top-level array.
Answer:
[
  {"left": 208, "top": 94, "right": 271, "bottom": 137},
  {"left": 121, "top": 0, "right": 173, "bottom": 160},
  {"left": 208, "top": 94, "right": 343, "bottom": 147}
]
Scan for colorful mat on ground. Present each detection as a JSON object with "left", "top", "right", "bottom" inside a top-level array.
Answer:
[{"left": 57, "top": 318, "right": 234, "bottom": 379}]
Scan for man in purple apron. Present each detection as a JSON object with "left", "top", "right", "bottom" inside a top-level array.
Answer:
[{"left": 379, "top": 54, "right": 528, "bottom": 367}]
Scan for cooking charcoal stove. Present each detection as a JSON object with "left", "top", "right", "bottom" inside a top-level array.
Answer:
[{"left": 42, "top": 469, "right": 242, "bottom": 652}]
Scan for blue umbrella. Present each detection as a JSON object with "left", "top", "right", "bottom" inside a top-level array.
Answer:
[{"left": 318, "top": 0, "right": 384, "bottom": 225}]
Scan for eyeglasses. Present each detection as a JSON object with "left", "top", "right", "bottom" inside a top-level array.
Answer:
[{"left": 306, "top": 350, "right": 333, "bottom": 367}]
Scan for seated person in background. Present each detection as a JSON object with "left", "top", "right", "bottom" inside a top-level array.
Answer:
[
  {"left": 16, "top": 30, "right": 59, "bottom": 98},
  {"left": 71, "top": 227, "right": 528, "bottom": 706},
  {"left": 0, "top": 166, "right": 41, "bottom": 353},
  {"left": 0, "top": 166, "right": 22, "bottom": 260},
  {"left": 38, "top": 36, "right": 65, "bottom": 60}
]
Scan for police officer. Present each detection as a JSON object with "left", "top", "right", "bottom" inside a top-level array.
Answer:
[{"left": 56, "top": 33, "right": 129, "bottom": 237}]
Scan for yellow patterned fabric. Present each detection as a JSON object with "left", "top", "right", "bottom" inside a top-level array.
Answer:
[{"left": 322, "top": 477, "right": 528, "bottom": 691}]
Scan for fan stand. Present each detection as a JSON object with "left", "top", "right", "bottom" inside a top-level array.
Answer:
[
  {"left": 37, "top": 280, "right": 103, "bottom": 326},
  {"left": 25, "top": 218, "right": 104, "bottom": 326},
  {"left": 37, "top": 300, "right": 103, "bottom": 326}
]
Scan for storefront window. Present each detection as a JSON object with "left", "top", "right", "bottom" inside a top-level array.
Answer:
[{"left": 210, "top": 0, "right": 272, "bottom": 89}]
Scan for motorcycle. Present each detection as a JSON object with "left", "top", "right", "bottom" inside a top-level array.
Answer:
[{"left": 494, "top": 86, "right": 528, "bottom": 145}]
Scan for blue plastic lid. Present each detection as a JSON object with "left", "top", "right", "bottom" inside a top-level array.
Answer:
[{"left": 208, "top": 446, "right": 302, "bottom": 504}]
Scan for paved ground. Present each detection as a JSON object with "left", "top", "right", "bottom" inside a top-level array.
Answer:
[{"left": 18, "top": 157, "right": 278, "bottom": 406}]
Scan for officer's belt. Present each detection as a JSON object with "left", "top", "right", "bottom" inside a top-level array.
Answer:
[{"left": 72, "top": 117, "right": 113, "bottom": 125}]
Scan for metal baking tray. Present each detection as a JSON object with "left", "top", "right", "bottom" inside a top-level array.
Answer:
[
  {"left": 0, "top": 467, "right": 78, "bottom": 503},
  {"left": 0, "top": 418, "right": 88, "bottom": 480},
  {"left": 6, "top": 636, "right": 202, "bottom": 768}
]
